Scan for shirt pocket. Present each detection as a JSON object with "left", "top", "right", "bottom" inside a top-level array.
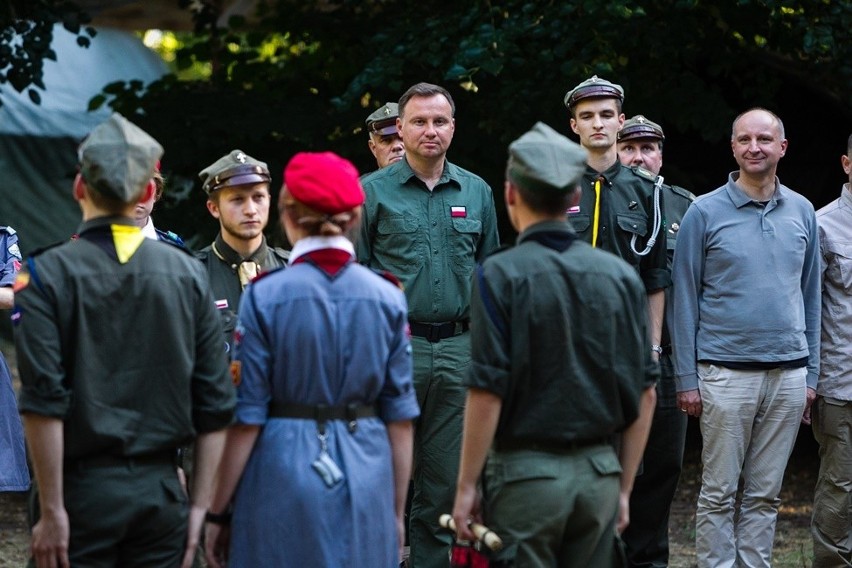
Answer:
[
  {"left": 616, "top": 213, "right": 649, "bottom": 239},
  {"left": 449, "top": 217, "right": 482, "bottom": 276},
  {"left": 375, "top": 215, "right": 423, "bottom": 273},
  {"left": 825, "top": 242, "right": 852, "bottom": 292},
  {"left": 569, "top": 213, "right": 591, "bottom": 235}
]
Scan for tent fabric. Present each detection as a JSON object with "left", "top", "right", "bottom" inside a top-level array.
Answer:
[{"left": 0, "top": 24, "right": 167, "bottom": 256}]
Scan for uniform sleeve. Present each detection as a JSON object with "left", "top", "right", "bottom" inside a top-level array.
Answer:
[
  {"left": 190, "top": 269, "right": 236, "bottom": 433},
  {"left": 671, "top": 205, "right": 707, "bottom": 391},
  {"left": 377, "top": 290, "right": 419, "bottom": 423},
  {"left": 1, "top": 229, "right": 21, "bottom": 287},
  {"left": 801, "top": 207, "right": 821, "bottom": 388},
  {"left": 465, "top": 263, "right": 512, "bottom": 398},
  {"left": 355, "top": 185, "right": 374, "bottom": 265},
  {"left": 475, "top": 184, "right": 501, "bottom": 262},
  {"left": 14, "top": 259, "right": 71, "bottom": 418},
  {"left": 639, "top": 186, "right": 671, "bottom": 291},
  {"left": 232, "top": 284, "right": 274, "bottom": 425}
]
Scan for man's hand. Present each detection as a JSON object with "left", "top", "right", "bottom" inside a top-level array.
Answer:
[
  {"left": 451, "top": 482, "right": 481, "bottom": 542},
  {"left": 678, "top": 389, "right": 702, "bottom": 417},
  {"left": 180, "top": 504, "right": 206, "bottom": 568},
  {"left": 616, "top": 490, "right": 631, "bottom": 534},
  {"left": 31, "top": 508, "right": 70, "bottom": 568},
  {"left": 204, "top": 521, "right": 231, "bottom": 568},
  {"left": 801, "top": 387, "right": 817, "bottom": 425}
]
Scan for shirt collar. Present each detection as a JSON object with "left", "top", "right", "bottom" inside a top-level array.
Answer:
[
  {"left": 289, "top": 235, "right": 355, "bottom": 265},
  {"left": 140, "top": 217, "right": 158, "bottom": 240},
  {"left": 725, "top": 171, "right": 785, "bottom": 209},
  {"left": 77, "top": 215, "right": 135, "bottom": 235},
  {"left": 397, "top": 157, "right": 461, "bottom": 190},
  {"left": 584, "top": 160, "right": 622, "bottom": 184},
  {"left": 213, "top": 232, "right": 269, "bottom": 266},
  {"left": 841, "top": 184, "right": 852, "bottom": 208}
]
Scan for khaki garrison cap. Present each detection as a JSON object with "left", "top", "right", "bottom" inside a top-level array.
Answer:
[
  {"left": 563, "top": 75, "right": 624, "bottom": 110},
  {"left": 508, "top": 122, "right": 587, "bottom": 193},
  {"left": 618, "top": 115, "right": 665, "bottom": 142},
  {"left": 365, "top": 102, "right": 399, "bottom": 136},
  {"left": 199, "top": 150, "right": 271, "bottom": 195},
  {"left": 77, "top": 113, "right": 163, "bottom": 203}
]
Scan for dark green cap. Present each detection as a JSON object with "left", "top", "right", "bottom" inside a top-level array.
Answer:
[
  {"left": 77, "top": 113, "right": 163, "bottom": 203},
  {"left": 563, "top": 75, "right": 624, "bottom": 110},
  {"left": 365, "top": 102, "right": 399, "bottom": 136},
  {"left": 618, "top": 115, "right": 665, "bottom": 142},
  {"left": 508, "top": 122, "right": 587, "bottom": 193},
  {"left": 198, "top": 149, "right": 271, "bottom": 195}
]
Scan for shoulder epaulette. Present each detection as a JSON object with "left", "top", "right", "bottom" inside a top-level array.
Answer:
[
  {"left": 668, "top": 184, "right": 696, "bottom": 202},
  {"left": 629, "top": 166, "right": 658, "bottom": 183},
  {"left": 250, "top": 265, "right": 286, "bottom": 285},
  {"left": 155, "top": 229, "right": 188, "bottom": 249},
  {"left": 26, "top": 241, "right": 65, "bottom": 258},
  {"left": 371, "top": 268, "right": 404, "bottom": 291},
  {"left": 270, "top": 247, "right": 291, "bottom": 262}
]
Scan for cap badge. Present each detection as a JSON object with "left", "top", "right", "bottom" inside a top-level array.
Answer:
[
  {"left": 383, "top": 107, "right": 392, "bottom": 116},
  {"left": 636, "top": 116, "right": 646, "bottom": 123},
  {"left": 590, "top": 75, "right": 599, "bottom": 82},
  {"left": 236, "top": 152, "right": 247, "bottom": 163}
]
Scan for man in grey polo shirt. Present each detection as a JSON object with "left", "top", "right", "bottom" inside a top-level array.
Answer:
[{"left": 671, "top": 108, "right": 820, "bottom": 568}]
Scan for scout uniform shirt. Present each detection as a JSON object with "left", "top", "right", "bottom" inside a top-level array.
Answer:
[
  {"left": 569, "top": 160, "right": 670, "bottom": 292},
  {"left": 196, "top": 234, "right": 289, "bottom": 356}
]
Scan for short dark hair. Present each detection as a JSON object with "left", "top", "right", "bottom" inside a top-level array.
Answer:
[
  {"left": 506, "top": 164, "right": 578, "bottom": 215},
  {"left": 398, "top": 83, "right": 455, "bottom": 119},
  {"left": 83, "top": 176, "right": 136, "bottom": 213}
]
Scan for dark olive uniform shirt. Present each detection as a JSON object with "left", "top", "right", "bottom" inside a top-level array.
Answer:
[
  {"left": 466, "top": 220, "right": 657, "bottom": 447},
  {"left": 661, "top": 184, "right": 695, "bottom": 348},
  {"left": 14, "top": 216, "right": 235, "bottom": 461},
  {"left": 569, "top": 161, "right": 670, "bottom": 292},
  {"left": 196, "top": 234, "right": 289, "bottom": 355}
]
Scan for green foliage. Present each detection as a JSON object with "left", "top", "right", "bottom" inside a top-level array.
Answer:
[{"left": 0, "top": 1, "right": 95, "bottom": 108}]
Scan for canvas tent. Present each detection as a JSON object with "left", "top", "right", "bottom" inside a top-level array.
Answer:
[{"left": 0, "top": 24, "right": 167, "bottom": 256}]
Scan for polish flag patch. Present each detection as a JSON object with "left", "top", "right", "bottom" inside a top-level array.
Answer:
[
  {"left": 215, "top": 299, "right": 229, "bottom": 310},
  {"left": 567, "top": 205, "right": 580, "bottom": 215},
  {"left": 450, "top": 206, "right": 467, "bottom": 218}
]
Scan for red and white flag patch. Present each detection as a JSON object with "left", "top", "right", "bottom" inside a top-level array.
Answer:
[
  {"left": 567, "top": 205, "right": 580, "bottom": 215},
  {"left": 450, "top": 206, "right": 467, "bottom": 218}
]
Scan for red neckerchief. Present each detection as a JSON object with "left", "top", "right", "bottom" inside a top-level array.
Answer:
[{"left": 291, "top": 248, "right": 353, "bottom": 278}]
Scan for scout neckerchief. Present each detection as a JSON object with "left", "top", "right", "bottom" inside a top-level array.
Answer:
[
  {"left": 289, "top": 235, "right": 355, "bottom": 278},
  {"left": 211, "top": 234, "right": 267, "bottom": 290}
]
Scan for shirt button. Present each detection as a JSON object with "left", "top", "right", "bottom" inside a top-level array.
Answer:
[
  {"left": 432, "top": 221, "right": 437, "bottom": 227},
  {"left": 433, "top": 249, "right": 438, "bottom": 254}
]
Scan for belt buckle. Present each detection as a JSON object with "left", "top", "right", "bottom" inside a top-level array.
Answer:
[{"left": 426, "top": 324, "right": 442, "bottom": 343}]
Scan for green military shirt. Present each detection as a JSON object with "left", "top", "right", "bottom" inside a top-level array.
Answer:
[
  {"left": 196, "top": 234, "right": 289, "bottom": 355},
  {"left": 357, "top": 157, "right": 500, "bottom": 322},
  {"left": 661, "top": 184, "right": 695, "bottom": 347},
  {"left": 569, "top": 160, "right": 670, "bottom": 292},
  {"left": 14, "top": 216, "right": 235, "bottom": 461},
  {"left": 466, "top": 220, "right": 657, "bottom": 446}
]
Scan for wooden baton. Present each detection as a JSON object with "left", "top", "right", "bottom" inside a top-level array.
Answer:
[{"left": 439, "top": 514, "right": 503, "bottom": 551}]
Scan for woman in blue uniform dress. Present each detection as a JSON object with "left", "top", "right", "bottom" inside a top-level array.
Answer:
[
  {"left": 205, "top": 152, "right": 418, "bottom": 568},
  {"left": 1, "top": 226, "right": 30, "bottom": 492}
]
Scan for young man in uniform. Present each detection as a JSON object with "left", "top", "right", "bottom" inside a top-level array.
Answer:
[
  {"left": 810, "top": 133, "right": 852, "bottom": 566},
  {"left": 134, "top": 163, "right": 185, "bottom": 246},
  {"left": 452, "top": 122, "right": 655, "bottom": 566},
  {"left": 14, "top": 113, "right": 235, "bottom": 568},
  {"left": 357, "top": 82, "right": 500, "bottom": 568},
  {"left": 617, "top": 115, "right": 695, "bottom": 568},
  {"left": 365, "top": 102, "right": 405, "bottom": 170},
  {"left": 196, "top": 150, "right": 289, "bottom": 355},
  {"left": 672, "top": 108, "right": 820, "bottom": 567},
  {"left": 564, "top": 77, "right": 668, "bottom": 355}
]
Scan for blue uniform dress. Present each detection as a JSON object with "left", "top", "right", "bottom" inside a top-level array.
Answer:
[
  {"left": 1, "top": 226, "right": 30, "bottom": 491},
  {"left": 229, "top": 236, "right": 419, "bottom": 567}
]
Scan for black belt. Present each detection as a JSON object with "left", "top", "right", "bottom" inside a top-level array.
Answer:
[
  {"left": 409, "top": 319, "right": 470, "bottom": 342},
  {"left": 269, "top": 402, "right": 377, "bottom": 433},
  {"left": 496, "top": 437, "right": 611, "bottom": 454},
  {"left": 65, "top": 450, "right": 177, "bottom": 471}
]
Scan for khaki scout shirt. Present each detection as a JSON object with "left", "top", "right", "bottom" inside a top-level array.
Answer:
[
  {"left": 357, "top": 157, "right": 500, "bottom": 323},
  {"left": 569, "top": 160, "right": 670, "bottom": 292}
]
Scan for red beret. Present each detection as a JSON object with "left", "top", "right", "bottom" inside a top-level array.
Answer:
[{"left": 284, "top": 152, "right": 365, "bottom": 215}]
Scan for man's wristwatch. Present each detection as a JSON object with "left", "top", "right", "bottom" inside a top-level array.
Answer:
[
  {"left": 205, "top": 509, "right": 232, "bottom": 525},
  {"left": 651, "top": 344, "right": 663, "bottom": 355}
]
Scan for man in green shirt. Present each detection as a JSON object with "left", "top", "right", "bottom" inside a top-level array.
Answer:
[
  {"left": 452, "top": 122, "right": 655, "bottom": 566},
  {"left": 357, "top": 82, "right": 500, "bottom": 568}
]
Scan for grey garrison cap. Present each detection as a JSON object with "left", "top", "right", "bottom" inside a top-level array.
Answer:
[
  {"left": 508, "top": 122, "right": 587, "bottom": 193},
  {"left": 618, "top": 115, "right": 665, "bottom": 142},
  {"left": 563, "top": 75, "right": 624, "bottom": 110},
  {"left": 365, "top": 102, "right": 399, "bottom": 136},
  {"left": 198, "top": 149, "right": 271, "bottom": 195},
  {"left": 78, "top": 113, "right": 163, "bottom": 203}
]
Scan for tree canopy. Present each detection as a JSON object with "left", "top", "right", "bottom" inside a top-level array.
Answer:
[{"left": 5, "top": 0, "right": 852, "bottom": 244}]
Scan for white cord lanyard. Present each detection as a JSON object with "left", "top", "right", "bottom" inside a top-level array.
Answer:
[{"left": 630, "top": 175, "right": 664, "bottom": 257}]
